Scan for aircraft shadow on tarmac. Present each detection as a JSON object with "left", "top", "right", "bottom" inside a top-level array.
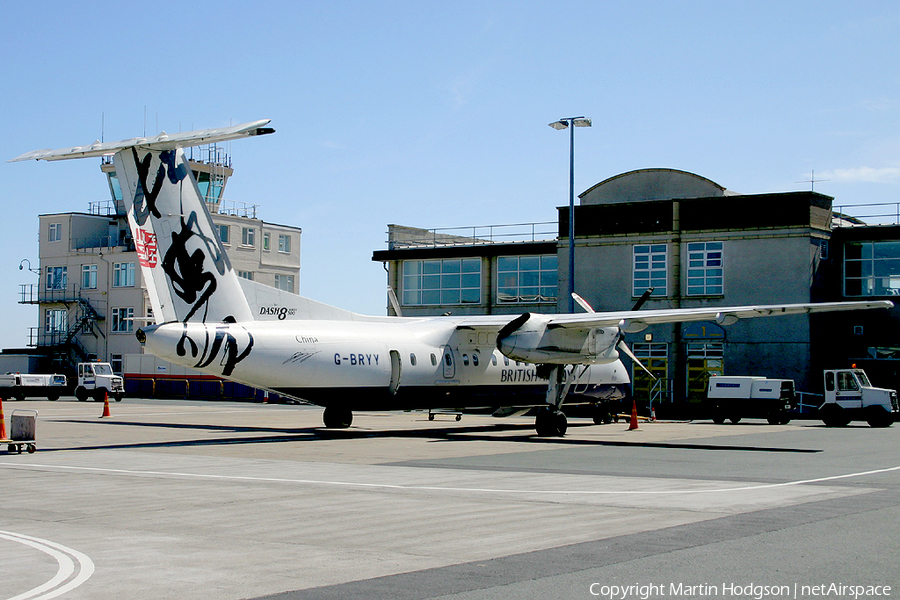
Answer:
[{"left": 43, "top": 417, "right": 821, "bottom": 454}]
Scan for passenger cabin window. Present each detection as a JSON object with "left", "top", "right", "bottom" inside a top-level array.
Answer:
[
  {"left": 462, "top": 354, "right": 469, "bottom": 367},
  {"left": 472, "top": 353, "right": 479, "bottom": 367},
  {"left": 431, "top": 354, "right": 437, "bottom": 366},
  {"left": 410, "top": 353, "right": 417, "bottom": 366}
]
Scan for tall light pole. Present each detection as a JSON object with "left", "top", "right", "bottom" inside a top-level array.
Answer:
[{"left": 549, "top": 117, "right": 591, "bottom": 312}]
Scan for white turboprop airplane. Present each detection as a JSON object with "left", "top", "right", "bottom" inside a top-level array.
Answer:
[{"left": 11, "top": 120, "right": 894, "bottom": 436}]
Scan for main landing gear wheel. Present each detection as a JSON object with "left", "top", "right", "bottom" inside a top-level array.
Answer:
[
  {"left": 322, "top": 406, "right": 353, "bottom": 429},
  {"left": 535, "top": 408, "right": 567, "bottom": 437}
]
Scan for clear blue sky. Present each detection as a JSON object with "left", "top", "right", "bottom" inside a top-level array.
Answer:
[{"left": 1, "top": 1, "right": 898, "bottom": 349}]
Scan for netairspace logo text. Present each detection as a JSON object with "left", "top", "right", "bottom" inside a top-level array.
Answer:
[{"left": 588, "top": 582, "right": 892, "bottom": 600}]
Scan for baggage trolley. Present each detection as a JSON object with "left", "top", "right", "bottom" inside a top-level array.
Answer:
[{"left": 4, "top": 409, "right": 37, "bottom": 454}]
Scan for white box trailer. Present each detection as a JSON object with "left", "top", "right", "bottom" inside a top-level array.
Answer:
[
  {"left": 0, "top": 373, "right": 68, "bottom": 401},
  {"left": 706, "top": 376, "right": 796, "bottom": 424}
]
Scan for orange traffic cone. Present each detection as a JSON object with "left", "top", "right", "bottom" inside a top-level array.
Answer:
[
  {"left": 0, "top": 396, "right": 6, "bottom": 439},
  {"left": 650, "top": 406, "right": 657, "bottom": 421},
  {"left": 100, "top": 391, "right": 111, "bottom": 418},
  {"left": 627, "top": 399, "right": 639, "bottom": 431}
]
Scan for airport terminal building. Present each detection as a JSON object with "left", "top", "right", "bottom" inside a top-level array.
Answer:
[{"left": 373, "top": 168, "right": 900, "bottom": 407}]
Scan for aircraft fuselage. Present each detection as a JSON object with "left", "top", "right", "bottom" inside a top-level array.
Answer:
[{"left": 139, "top": 318, "right": 630, "bottom": 411}]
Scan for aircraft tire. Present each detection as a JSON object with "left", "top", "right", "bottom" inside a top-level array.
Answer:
[
  {"left": 535, "top": 408, "right": 567, "bottom": 437},
  {"left": 323, "top": 406, "right": 353, "bottom": 429}
]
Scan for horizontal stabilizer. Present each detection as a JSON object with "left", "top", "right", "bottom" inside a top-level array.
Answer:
[{"left": 9, "top": 119, "right": 274, "bottom": 162}]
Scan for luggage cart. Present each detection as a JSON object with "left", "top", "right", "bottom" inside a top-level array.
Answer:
[{"left": 3, "top": 409, "right": 37, "bottom": 454}]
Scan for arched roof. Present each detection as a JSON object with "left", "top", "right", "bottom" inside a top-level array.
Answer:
[{"left": 580, "top": 168, "right": 730, "bottom": 205}]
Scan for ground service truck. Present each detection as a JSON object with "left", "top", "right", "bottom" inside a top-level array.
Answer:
[
  {"left": 706, "top": 376, "right": 797, "bottom": 424},
  {"left": 819, "top": 368, "right": 897, "bottom": 428},
  {"left": 0, "top": 373, "right": 68, "bottom": 401},
  {"left": 75, "top": 362, "right": 125, "bottom": 402}
]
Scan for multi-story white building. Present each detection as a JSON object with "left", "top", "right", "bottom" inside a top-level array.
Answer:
[{"left": 21, "top": 149, "right": 301, "bottom": 383}]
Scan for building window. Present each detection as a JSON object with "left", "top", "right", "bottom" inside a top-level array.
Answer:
[
  {"left": 46, "top": 266, "right": 67, "bottom": 291},
  {"left": 45, "top": 309, "right": 67, "bottom": 334},
  {"left": 48, "top": 222, "right": 62, "bottom": 242},
  {"left": 633, "top": 245, "right": 667, "bottom": 297},
  {"left": 263, "top": 232, "right": 270, "bottom": 251},
  {"left": 844, "top": 241, "right": 900, "bottom": 296},
  {"left": 402, "top": 258, "right": 481, "bottom": 306},
  {"left": 218, "top": 224, "right": 230, "bottom": 244},
  {"left": 497, "top": 255, "right": 557, "bottom": 304},
  {"left": 82, "top": 264, "right": 98, "bottom": 290},
  {"left": 278, "top": 234, "right": 291, "bottom": 254},
  {"left": 110, "top": 354, "right": 124, "bottom": 374},
  {"left": 113, "top": 262, "right": 135, "bottom": 287},
  {"left": 238, "top": 271, "right": 254, "bottom": 280},
  {"left": 274, "top": 274, "right": 294, "bottom": 292},
  {"left": 111, "top": 307, "right": 134, "bottom": 333},
  {"left": 242, "top": 227, "right": 255, "bottom": 247},
  {"left": 687, "top": 242, "right": 723, "bottom": 296}
]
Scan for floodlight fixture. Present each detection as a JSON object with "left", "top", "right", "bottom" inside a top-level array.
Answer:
[{"left": 549, "top": 116, "right": 592, "bottom": 312}]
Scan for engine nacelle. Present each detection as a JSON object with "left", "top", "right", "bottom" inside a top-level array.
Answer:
[{"left": 496, "top": 313, "right": 621, "bottom": 365}]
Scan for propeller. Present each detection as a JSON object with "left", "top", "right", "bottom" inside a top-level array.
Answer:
[{"left": 571, "top": 292, "right": 657, "bottom": 380}]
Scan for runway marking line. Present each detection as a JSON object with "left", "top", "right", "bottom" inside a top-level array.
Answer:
[
  {"left": 0, "top": 530, "right": 94, "bottom": 600},
  {"left": 1, "top": 462, "right": 898, "bottom": 496}
]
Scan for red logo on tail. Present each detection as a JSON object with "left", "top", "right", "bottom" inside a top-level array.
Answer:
[{"left": 136, "top": 228, "right": 159, "bottom": 268}]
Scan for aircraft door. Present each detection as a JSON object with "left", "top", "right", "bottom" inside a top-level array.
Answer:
[
  {"left": 442, "top": 346, "right": 456, "bottom": 379},
  {"left": 389, "top": 350, "right": 402, "bottom": 395}
]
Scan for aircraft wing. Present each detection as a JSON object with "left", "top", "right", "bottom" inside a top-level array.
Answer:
[
  {"left": 8, "top": 119, "right": 274, "bottom": 162},
  {"left": 457, "top": 300, "right": 893, "bottom": 365},
  {"left": 533, "top": 299, "right": 894, "bottom": 333},
  {"left": 457, "top": 300, "right": 893, "bottom": 333}
]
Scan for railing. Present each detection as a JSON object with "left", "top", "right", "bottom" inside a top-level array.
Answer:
[
  {"left": 388, "top": 221, "right": 557, "bottom": 250},
  {"left": 833, "top": 202, "right": 900, "bottom": 227},
  {"left": 215, "top": 200, "right": 259, "bottom": 218},
  {"left": 649, "top": 378, "right": 674, "bottom": 409},
  {"left": 89, "top": 199, "right": 120, "bottom": 216},
  {"left": 19, "top": 283, "right": 96, "bottom": 305},
  {"left": 796, "top": 391, "right": 823, "bottom": 414}
]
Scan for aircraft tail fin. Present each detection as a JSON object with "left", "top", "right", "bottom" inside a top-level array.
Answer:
[{"left": 14, "top": 120, "right": 274, "bottom": 325}]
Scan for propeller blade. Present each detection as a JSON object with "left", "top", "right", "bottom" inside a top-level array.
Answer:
[
  {"left": 617, "top": 339, "right": 657, "bottom": 380},
  {"left": 572, "top": 292, "right": 595, "bottom": 313},
  {"left": 631, "top": 287, "right": 655, "bottom": 311}
]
